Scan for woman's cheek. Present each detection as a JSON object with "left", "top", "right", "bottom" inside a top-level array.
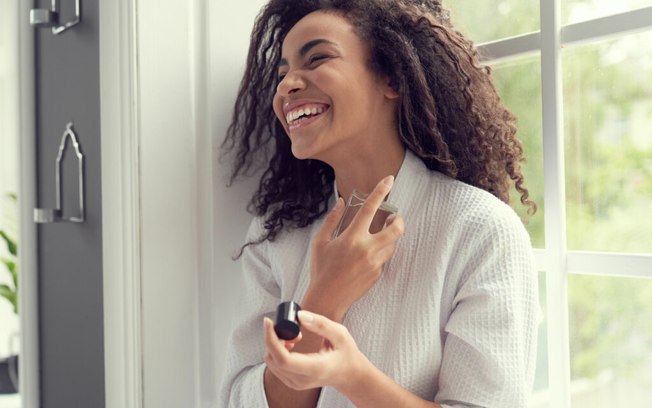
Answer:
[{"left": 272, "top": 97, "right": 282, "bottom": 119}]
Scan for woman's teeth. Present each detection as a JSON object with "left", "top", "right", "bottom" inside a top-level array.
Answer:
[{"left": 286, "top": 106, "right": 325, "bottom": 125}]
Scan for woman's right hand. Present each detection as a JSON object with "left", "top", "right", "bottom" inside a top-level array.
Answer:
[{"left": 303, "top": 175, "right": 405, "bottom": 322}]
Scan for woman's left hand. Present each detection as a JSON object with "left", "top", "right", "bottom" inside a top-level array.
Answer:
[{"left": 263, "top": 310, "right": 366, "bottom": 392}]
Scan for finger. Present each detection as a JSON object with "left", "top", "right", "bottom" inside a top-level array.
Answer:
[
  {"left": 297, "top": 310, "right": 349, "bottom": 346},
  {"left": 314, "top": 197, "right": 345, "bottom": 243},
  {"left": 385, "top": 213, "right": 397, "bottom": 227},
  {"left": 284, "top": 332, "right": 303, "bottom": 351},
  {"left": 350, "top": 176, "right": 394, "bottom": 233},
  {"left": 264, "top": 317, "right": 289, "bottom": 363},
  {"left": 265, "top": 340, "right": 330, "bottom": 380},
  {"left": 374, "top": 243, "right": 397, "bottom": 266},
  {"left": 375, "top": 214, "right": 405, "bottom": 248},
  {"left": 267, "top": 362, "right": 319, "bottom": 391},
  {"left": 264, "top": 317, "right": 325, "bottom": 386}
]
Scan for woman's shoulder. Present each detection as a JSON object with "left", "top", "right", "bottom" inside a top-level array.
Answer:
[
  {"left": 247, "top": 213, "right": 314, "bottom": 256},
  {"left": 413, "top": 163, "right": 527, "bottom": 237}
]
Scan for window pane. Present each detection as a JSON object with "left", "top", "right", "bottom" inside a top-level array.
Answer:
[
  {"left": 563, "top": 0, "right": 652, "bottom": 25},
  {"left": 491, "top": 56, "right": 545, "bottom": 248},
  {"left": 530, "top": 272, "right": 550, "bottom": 408},
  {"left": 568, "top": 274, "right": 652, "bottom": 407},
  {"left": 563, "top": 32, "right": 652, "bottom": 253},
  {"left": 448, "top": 1, "right": 540, "bottom": 44}
]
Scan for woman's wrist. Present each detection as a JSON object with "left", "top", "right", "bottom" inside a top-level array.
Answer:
[
  {"left": 301, "top": 288, "right": 347, "bottom": 323},
  {"left": 333, "top": 349, "right": 373, "bottom": 398}
]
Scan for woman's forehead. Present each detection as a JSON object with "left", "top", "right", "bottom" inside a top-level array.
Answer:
[{"left": 281, "top": 11, "right": 356, "bottom": 53}]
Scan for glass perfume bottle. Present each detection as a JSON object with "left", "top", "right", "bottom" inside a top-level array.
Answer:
[{"left": 333, "top": 189, "right": 398, "bottom": 238}]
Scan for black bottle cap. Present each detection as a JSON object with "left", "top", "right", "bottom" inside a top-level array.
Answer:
[{"left": 274, "top": 301, "right": 301, "bottom": 340}]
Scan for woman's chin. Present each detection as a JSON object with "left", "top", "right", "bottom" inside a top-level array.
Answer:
[{"left": 290, "top": 144, "right": 317, "bottom": 161}]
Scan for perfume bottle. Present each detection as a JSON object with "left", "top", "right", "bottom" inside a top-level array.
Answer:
[{"left": 333, "top": 189, "right": 398, "bottom": 238}]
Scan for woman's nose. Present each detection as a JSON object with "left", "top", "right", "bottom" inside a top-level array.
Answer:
[{"left": 277, "top": 71, "right": 305, "bottom": 96}]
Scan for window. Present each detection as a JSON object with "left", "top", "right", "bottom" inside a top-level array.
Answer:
[
  {"left": 450, "top": 1, "right": 540, "bottom": 44},
  {"left": 447, "top": 2, "right": 652, "bottom": 407}
]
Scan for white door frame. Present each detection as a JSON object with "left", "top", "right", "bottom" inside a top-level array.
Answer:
[
  {"left": 100, "top": 0, "right": 215, "bottom": 406},
  {"left": 17, "top": 1, "right": 40, "bottom": 407},
  {"left": 99, "top": 0, "right": 144, "bottom": 407},
  {"left": 101, "top": 1, "right": 265, "bottom": 407}
]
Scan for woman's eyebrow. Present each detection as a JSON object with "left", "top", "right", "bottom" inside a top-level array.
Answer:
[{"left": 279, "top": 38, "right": 338, "bottom": 67}]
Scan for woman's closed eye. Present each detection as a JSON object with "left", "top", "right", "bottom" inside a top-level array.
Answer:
[
  {"left": 276, "top": 55, "right": 330, "bottom": 82},
  {"left": 307, "top": 54, "right": 329, "bottom": 66}
]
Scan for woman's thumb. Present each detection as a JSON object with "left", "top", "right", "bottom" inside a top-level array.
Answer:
[{"left": 298, "top": 310, "right": 347, "bottom": 345}]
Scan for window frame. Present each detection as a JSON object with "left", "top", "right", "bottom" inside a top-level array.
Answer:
[{"left": 475, "top": 3, "right": 652, "bottom": 407}]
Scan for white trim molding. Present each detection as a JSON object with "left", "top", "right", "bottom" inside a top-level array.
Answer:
[
  {"left": 101, "top": 0, "right": 223, "bottom": 406},
  {"left": 136, "top": 0, "right": 211, "bottom": 406},
  {"left": 100, "top": 1, "right": 144, "bottom": 407},
  {"left": 17, "top": 1, "right": 40, "bottom": 407},
  {"left": 190, "top": 0, "right": 219, "bottom": 406}
]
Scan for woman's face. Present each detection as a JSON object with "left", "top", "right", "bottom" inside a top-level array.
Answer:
[{"left": 272, "top": 11, "right": 398, "bottom": 164}]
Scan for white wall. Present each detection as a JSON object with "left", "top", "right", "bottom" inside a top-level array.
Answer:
[
  {"left": 135, "top": 1, "right": 266, "bottom": 406},
  {"left": 210, "top": 0, "right": 269, "bottom": 390},
  {"left": 136, "top": 1, "right": 210, "bottom": 406},
  {"left": 102, "top": 2, "right": 269, "bottom": 406}
]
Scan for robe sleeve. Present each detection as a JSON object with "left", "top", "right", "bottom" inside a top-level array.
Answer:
[
  {"left": 219, "top": 217, "right": 281, "bottom": 408},
  {"left": 436, "top": 205, "right": 539, "bottom": 408}
]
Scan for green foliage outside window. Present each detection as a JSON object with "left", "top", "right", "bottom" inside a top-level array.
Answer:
[
  {"left": 562, "top": 32, "right": 652, "bottom": 384},
  {"left": 563, "top": 35, "right": 652, "bottom": 254},
  {"left": 448, "top": 0, "right": 652, "bottom": 391}
]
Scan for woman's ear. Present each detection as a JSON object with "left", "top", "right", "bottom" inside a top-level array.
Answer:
[{"left": 382, "top": 76, "right": 399, "bottom": 99}]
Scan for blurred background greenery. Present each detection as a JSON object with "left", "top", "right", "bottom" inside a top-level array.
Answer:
[{"left": 448, "top": 1, "right": 652, "bottom": 406}]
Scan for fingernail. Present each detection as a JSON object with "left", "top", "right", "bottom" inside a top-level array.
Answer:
[
  {"left": 297, "top": 310, "right": 314, "bottom": 323},
  {"left": 383, "top": 175, "right": 394, "bottom": 188},
  {"left": 334, "top": 197, "right": 344, "bottom": 210}
]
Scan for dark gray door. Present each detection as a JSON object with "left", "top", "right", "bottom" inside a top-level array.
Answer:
[{"left": 33, "top": 0, "right": 104, "bottom": 406}]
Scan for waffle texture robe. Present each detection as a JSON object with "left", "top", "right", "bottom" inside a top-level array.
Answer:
[{"left": 220, "top": 149, "right": 538, "bottom": 407}]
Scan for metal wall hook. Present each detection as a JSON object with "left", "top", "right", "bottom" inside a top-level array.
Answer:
[
  {"left": 34, "top": 122, "right": 85, "bottom": 224},
  {"left": 30, "top": 0, "right": 81, "bottom": 35}
]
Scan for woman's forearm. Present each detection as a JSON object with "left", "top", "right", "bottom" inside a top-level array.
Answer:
[
  {"left": 338, "top": 355, "right": 443, "bottom": 408},
  {"left": 263, "top": 295, "right": 342, "bottom": 408},
  {"left": 264, "top": 364, "right": 320, "bottom": 408}
]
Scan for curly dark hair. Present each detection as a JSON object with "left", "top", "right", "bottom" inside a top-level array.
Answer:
[{"left": 221, "top": 0, "right": 536, "bottom": 254}]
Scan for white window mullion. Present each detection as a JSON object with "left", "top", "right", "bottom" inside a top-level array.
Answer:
[
  {"left": 567, "top": 252, "right": 652, "bottom": 279},
  {"left": 477, "top": 32, "right": 541, "bottom": 63},
  {"left": 540, "top": 1, "right": 572, "bottom": 407},
  {"left": 477, "top": 6, "right": 652, "bottom": 64},
  {"left": 562, "top": 6, "right": 652, "bottom": 47}
]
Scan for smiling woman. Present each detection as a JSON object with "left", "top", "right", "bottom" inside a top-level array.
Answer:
[
  {"left": 220, "top": 1, "right": 539, "bottom": 407},
  {"left": 272, "top": 14, "right": 401, "bottom": 170}
]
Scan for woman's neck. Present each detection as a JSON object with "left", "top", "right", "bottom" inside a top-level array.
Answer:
[{"left": 333, "top": 142, "right": 406, "bottom": 202}]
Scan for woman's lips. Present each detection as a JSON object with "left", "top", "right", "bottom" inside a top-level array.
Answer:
[
  {"left": 287, "top": 105, "right": 330, "bottom": 132},
  {"left": 288, "top": 111, "right": 326, "bottom": 132}
]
